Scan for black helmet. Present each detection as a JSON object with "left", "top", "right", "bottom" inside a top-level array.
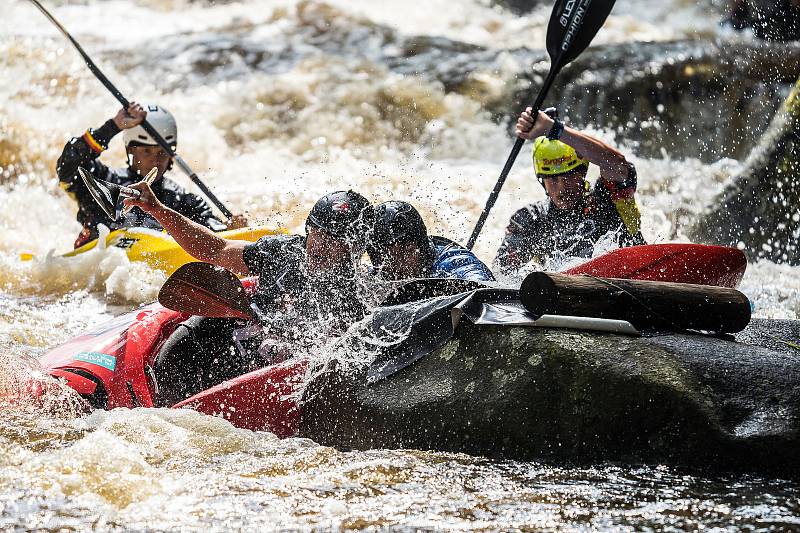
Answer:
[
  {"left": 305, "top": 190, "right": 374, "bottom": 248},
  {"left": 367, "top": 201, "right": 434, "bottom": 269},
  {"left": 370, "top": 201, "right": 427, "bottom": 247}
]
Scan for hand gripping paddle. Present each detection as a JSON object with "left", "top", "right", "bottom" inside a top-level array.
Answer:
[
  {"left": 27, "top": 0, "right": 234, "bottom": 220},
  {"left": 466, "top": 0, "right": 616, "bottom": 250}
]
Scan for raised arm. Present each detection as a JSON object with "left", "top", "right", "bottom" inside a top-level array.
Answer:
[
  {"left": 124, "top": 182, "right": 250, "bottom": 275},
  {"left": 516, "top": 107, "right": 631, "bottom": 182}
]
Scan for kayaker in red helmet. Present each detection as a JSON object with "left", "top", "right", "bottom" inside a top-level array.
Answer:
[
  {"left": 57, "top": 103, "right": 245, "bottom": 248},
  {"left": 494, "top": 107, "right": 645, "bottom": 274}
]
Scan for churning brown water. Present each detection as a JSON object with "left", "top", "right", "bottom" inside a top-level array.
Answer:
[{"left": 1, "top": 0, "right": 799, "bottom": 530}]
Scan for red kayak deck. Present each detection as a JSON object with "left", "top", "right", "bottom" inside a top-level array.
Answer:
[
  {"left": 172, "top": 359, "right": 307, "bottom": 438},
  {"left": 564, "top": 244, "right": 746, "bottom": 288},
  {"left": 35, "top": 243, "right": 748, "bottom": 436}
]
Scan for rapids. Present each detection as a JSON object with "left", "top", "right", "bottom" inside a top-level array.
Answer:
[{"left": 1, "top": 0, "right": 799, "bottom": 529}]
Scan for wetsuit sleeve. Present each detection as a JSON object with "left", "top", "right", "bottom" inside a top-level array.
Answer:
[
  {"left": 431, "top": 248, "right": 495, "bottom": 282},
  {"left": 56, "top": 119, "right": 120, "bottom": 191},
  {"left": 596, "top": 162, "right": 646, "bottom": 246},
  {"left": 56, "top": 119, "right": 121, "bottom": 231},
  {"left": 493, "top": 205, "right": 545, "bottom": 274},
  {"left": 242, "top": 235, "right": 300, "bottom": 278}
]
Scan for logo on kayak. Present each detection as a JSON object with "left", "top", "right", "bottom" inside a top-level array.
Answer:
[
  {"left": 113, "top": 237, "right": 139, "bottom": 249},
  {"left": 75, "top": 352, "right": 117, "bottom": 371},
  {"left": 331, "top": 201, "right": 350, "bottom": 212}
]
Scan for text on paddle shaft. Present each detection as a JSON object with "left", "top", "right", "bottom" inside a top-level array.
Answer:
[{"left": 560, "top": 0, "right": 591, "bottom": 51}]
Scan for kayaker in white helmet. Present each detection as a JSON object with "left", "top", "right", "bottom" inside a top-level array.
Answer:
[{"left": 57, "top": 102, "right": 241, "bottom": 248}]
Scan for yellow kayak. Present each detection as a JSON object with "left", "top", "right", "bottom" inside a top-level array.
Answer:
[{"left": 22, "top": 226, "right": 285, "bottom": 276}]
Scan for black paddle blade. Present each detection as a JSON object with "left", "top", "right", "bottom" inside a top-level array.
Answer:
[
  {"left": 546, "top": 0, "right": 616, "bottom": 69},
  {"left": 381, "top": 278, "right": 489, "bottom": 306},
  {"left": 159, "top": 262, "right": 255, "bottom": 320},
  {"left": 78, "top": 167, "right": 119, "bottom": 220}
]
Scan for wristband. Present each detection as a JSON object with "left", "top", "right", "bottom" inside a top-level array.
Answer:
[
  {"left": 546, "top": 118, "right": 564, "bottom": 140},
  {"left": 82, "top": 130, "right": 105, "bottom": 154}
]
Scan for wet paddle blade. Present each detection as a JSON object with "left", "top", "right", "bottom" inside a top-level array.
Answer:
[
  {"left": 78, "top": 167, "right": 119, "bottom": 220},
  {"left": 381, "top": 278, "right": 489, "bottom": 306},
  {"left": 546, "top": 0, "right": 616, "bottom": 70},
  {"left": 159, "top": 262, "right": 255, "bottom": 320},
  {"left": 79, "top": 166, "right": 143, "bottom": 220}
]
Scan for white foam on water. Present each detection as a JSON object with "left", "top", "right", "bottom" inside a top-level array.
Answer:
[
  {"left": 0, "top": 220, "right": 166, "bottom": 306},
  {"left": 741, "top": 260, "right": 800, "bottom": 320},
  {"left": 0, "top": 0, "right": 798, "bottom": 526}
]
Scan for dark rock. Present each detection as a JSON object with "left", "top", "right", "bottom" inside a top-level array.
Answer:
[
  {"left": 510, "top": 40, "right": 800, "bottom": 161},
  {"left": 490, "top": 0, "right": 545, "bottom": 15},
  {"left": 301, "top": 318, "right": 800, "bottom": 476},
  {"left": 690, "top": 77, "right": 800, "bottom": 264},
  {"left": 726, "top": 0, "right": 800, "bottom": 41}
]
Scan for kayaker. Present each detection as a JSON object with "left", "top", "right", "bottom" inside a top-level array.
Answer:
[
  {"left": 494, "top": 107, "right": 645, "bottom": 274},
  {"left": 124, "top": 185, "right": 375, "bottom": 405},
  {"left": 124, "top": 185, "right": 375, "bottom": 325},
  {"left": 367, "top": 201, "right": 495, "bottom": 282},
  {"left": 57, "top": 102, "right": 237, "bottom": 248}
]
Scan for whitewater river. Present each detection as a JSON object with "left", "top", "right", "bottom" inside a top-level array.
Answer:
[{"left": 1, "top": 0, "right": 800, "bottom": 530}]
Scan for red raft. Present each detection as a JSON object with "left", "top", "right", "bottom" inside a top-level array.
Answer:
[{"left": 35, "top": 244, "right": 747, "bottom": 437}]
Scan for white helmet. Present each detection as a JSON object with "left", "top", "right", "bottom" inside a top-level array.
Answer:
[{"left": 123, "top": 104, "right": 177, "bottom": 149}]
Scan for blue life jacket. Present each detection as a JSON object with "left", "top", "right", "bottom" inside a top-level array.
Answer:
[{"left": 429, "top": 236, "right": 495, "bottom": 282}]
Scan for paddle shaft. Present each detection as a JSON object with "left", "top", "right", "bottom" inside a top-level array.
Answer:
[
  {"left": 27, "top": 0, "right": 234, "bottom": 220},
  {"left": 466, "top": 66, "right": 559, "bottom": 250}
]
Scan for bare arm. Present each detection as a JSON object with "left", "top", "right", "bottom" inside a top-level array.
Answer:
[
  {"left": 124, "top": 182, "right": 251, "bottom": 275},
  {"left": 516, "top": 107, "right": 631, "bottom": 182}
]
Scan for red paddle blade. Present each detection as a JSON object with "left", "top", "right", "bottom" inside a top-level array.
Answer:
[
  {"left": 159, "top": 262, "right": 255, "bottom": 320},
  {"left": 564, "top": 244, "right": 748, "bottom": 288}
]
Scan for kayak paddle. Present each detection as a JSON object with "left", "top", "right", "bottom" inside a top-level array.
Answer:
[
  {"left": 465, "top": 0, "right": 616, "bottom": 250},
  {"left": 78, "top": 167, "right": 146, "bottom": 220},
  {"left": 27, "top": 0, "right": 235, "bottom": 221},
  {"left": 159, "top": 262, "right": 256, "bottom": 320}
]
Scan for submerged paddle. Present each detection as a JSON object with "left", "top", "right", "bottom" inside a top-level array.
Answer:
[
  {"left": 465, "top": 0, "right": 616, "bottom": 250},
  {"left": 159, "top": 262, "right": 256, "bottom": 320},
  {"left": 27, "top": 0, "right": 234, "bottom": 221}
]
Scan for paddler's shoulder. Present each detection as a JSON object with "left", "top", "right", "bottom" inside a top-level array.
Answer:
[
  {"left": 507, "top": 200, "right": 550, "bottom": 232},
  {"left": 246, "top": 233, "right": 306, "bottom": 255},
  {"left": 242, "top": 233, "right": 306, "bottom": 275},
  {"left": 595, "top": 160, "right": 638, "bottom": 193}
]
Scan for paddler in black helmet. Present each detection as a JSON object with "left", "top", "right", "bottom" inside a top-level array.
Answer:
[
  {"left": 494, "top": 107, "right": 646, "bottom": 274},
  {"left": 367, "top": 201, "right": 494, "bottom": 282},
  {"left": 56, "top": 103, "right": 241, "bottom": 248},
  {"left": 125, "top": 186, "right": 374, "bottom": 406},
  {"left": 124, "top": 185, "right": 375, "bottom": 326}
]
